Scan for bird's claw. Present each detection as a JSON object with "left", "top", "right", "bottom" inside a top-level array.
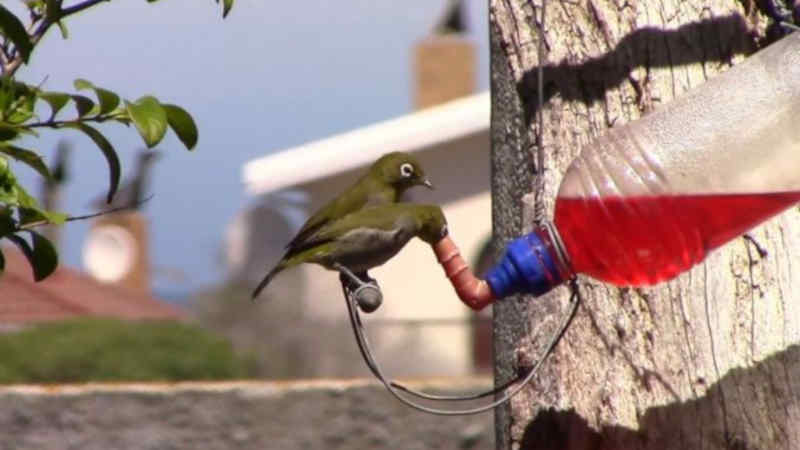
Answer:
[{"left": 336, "top": 265, "right": 383, "bottom": 313}]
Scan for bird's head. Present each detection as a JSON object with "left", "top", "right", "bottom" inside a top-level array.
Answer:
[
  {"left": 416, "top": 205, "right": 449, "bottom": 245},
  {"left": 372, "top": 152, "right": 433, "bottom": 193}
]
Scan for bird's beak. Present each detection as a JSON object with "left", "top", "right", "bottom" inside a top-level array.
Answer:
[{"left": 422, "top": 178, "right": 434, "bottom": 190}]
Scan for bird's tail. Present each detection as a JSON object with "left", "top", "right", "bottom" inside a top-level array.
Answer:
[
  {"left": 251, "top": 246, "right": 321, "bottom": 301},
  {"left": 251, "top": 264, "right": 284, "bottom": 301}
]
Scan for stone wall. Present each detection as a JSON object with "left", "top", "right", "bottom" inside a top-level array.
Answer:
[{"left": 0, "top": 378, "right": 494, "bottom": 450}]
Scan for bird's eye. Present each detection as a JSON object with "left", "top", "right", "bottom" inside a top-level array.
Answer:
[{"left": 400, "top": 163, "right": 414, "bottom": 178}]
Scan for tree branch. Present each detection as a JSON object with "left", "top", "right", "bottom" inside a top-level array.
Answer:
[
  {"left": 3, "top": 0, "right": 111, "bottom": 76},
  {"left": 25, "top": 114, "right": 124, "bottom": 129},
  {"left": 17, "top": 194, "right": 154, "bottom": 231},
  {"left": 60, "top": 0, "right": 111, "bottom": 17}
]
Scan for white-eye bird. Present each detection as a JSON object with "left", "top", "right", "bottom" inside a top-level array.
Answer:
[
  {"left": 285, "top": 152, "right": 432, "bottom": 251},
  {"left": 251, "top": 203, "right": 448, "bottom": 300},
  {"left": 252, "top": 152, "right": 432, "bottom": 299}
]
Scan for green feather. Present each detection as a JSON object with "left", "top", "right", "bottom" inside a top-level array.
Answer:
[
  {"left": 252, "top": 204, "right": 446, "bottom": 300},
  {"left": 285, "top": 152, "right": 430, "bottom": 252},
  {"left": 251, "top": 242, "right": 336, "bottom": 299}
]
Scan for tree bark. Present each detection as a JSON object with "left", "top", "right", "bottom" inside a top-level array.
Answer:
[{"left": 489, "top": 1, "right": 800, "bottom": 449}]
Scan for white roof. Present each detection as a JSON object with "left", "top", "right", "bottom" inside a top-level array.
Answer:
[{"left": 243, "top": 91, "right": 490, "bottom": 195}]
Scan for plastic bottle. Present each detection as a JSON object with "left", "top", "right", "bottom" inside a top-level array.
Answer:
[{"left": 437, "top": 32, "right": 800, "bottom": 307}]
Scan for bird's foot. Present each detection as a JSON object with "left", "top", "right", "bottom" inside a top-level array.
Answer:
[{"left": 336, "top": 265, "right": 383, "bottom": 313}]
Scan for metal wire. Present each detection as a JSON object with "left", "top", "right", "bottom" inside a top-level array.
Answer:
[{"left": 336, "top": 263, "right": 581, "bottom": 415}]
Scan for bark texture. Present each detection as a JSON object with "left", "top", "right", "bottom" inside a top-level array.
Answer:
[{"left": 489, "top": 1, "right": 800, "bottom": 448}]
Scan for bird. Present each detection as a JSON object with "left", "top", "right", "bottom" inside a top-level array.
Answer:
[
  {"left": 251, "top": 203, "right": 448, "bottom": 300},
  {"left": 433, "top": 0, "right": 467, "bottom": 35},
  {"left": 284, "top": 152, "right": 433, "bottom": 253}
]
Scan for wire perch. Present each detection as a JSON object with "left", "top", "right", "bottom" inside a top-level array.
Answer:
[
  {"left": 335, "top": 263, "right": 581, "bottom": 415},
  {"left": 334, "top": 0, "right": 579, "bottom": 415}
]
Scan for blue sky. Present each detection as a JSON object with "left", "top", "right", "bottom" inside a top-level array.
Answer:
[{"left": 14, "top": 0, "right": 489, "bottom": 299}]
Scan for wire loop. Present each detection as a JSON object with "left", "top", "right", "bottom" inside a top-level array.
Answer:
[{"left": 335, "top": 263, "right": 581, "bottom": 415}]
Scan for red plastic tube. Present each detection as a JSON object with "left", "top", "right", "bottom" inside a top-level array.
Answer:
[{"left": 433, "top": 236, "right": 495, "bottom": 311}]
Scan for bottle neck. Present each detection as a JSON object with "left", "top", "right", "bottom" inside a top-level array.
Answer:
[
  {"left": 485, "top": 224, "right": 574, "bottom": 299},
  {"left": 541, "top": 221, "right": 573, "bottom": 280}
]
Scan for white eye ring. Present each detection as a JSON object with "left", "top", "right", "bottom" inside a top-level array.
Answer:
[{"left": 400, "top": 163, "right": 414, "bottom": 178}]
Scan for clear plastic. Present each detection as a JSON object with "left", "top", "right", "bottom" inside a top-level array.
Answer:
[
  {"left": 473, "top": 34, "right": 800, "bottom": 304},
  {"left": 554, "top": 32, "right": 800, "bottom": 285}
]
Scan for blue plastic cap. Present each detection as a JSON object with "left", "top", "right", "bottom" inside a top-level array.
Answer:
[{"left": 485, "top": 231, "right": 565, "bottom": 298}]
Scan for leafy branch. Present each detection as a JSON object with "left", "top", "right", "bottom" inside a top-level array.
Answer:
[
  {"left": 0, "top": 0, "right": 235, "bottom": 76},
  {"left": 0, "top": 0, "right": 232, "bottom": 280}
]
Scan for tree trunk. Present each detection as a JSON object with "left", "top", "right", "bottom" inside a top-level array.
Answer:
[{"left": 490, "top": 1, "right": 800, "bottom": 449}]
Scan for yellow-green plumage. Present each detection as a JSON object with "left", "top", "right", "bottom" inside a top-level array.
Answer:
[
  {"left": 252, "top": 204, "right": 447, "bottom": 299},
  {"left": 286, "top": 152, "right": 431, "bottom": 252},
  {"left": 252, "top": 152, "right": 431, "bottom": 300}
]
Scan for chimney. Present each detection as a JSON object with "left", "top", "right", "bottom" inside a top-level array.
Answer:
[
  {"left": 82, "top": 150, "right": 159, "bottom": 295},
  {"left": 40, "top": 140, "right": 71, "bottom": 251},
  {"left": 84, "top": 212, "right": 152, "bottom": 294},
  {"left": 413, "top": 0, "right": 476, "bottom": 110}
]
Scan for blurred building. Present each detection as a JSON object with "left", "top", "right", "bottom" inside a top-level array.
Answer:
[
  {"left": 229, "top": 0, "right": 492, "bottom": 376},
  {"left": 0, "top": 248, "right": 182, "bottom": 331},
  {"left": 0, "top": 141, "right": 179, "bottom": 330},
  {"left": 83, "top": 150, "right": 162, "bottom": 294}
]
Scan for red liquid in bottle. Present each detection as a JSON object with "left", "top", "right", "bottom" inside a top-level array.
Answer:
[{"left": 554, "top": 192, "right": 800, "bottom": 286}]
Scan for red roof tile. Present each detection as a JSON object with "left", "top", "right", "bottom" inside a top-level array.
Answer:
[{"left": 0, "top": 248, "right": 183, "bottom": 324}]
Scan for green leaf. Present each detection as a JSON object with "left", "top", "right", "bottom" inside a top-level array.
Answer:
[
  {"left": 56, "top": 21, "right": 68, "bottom": 39},
  {"left": 0, "top": 156, "right": 32, "bottom": 209},
  {"left": 105, "top": 105, "right": 131, "bottom": 126},
  {"left": 11, "top": 179, "right": 67, "bottom": 226},
  {"left": 4, "top": 81, "right": 36, "bottom": 124},
  {"left": 74, "top": 79, "right": 120, "bottom": 115},
  {"left": 0, "top": 157, "right": 19, "bottom": 204},
  {"left": 71, "top": 94, "right": 96, "bottom": 118},
  {"left": 0, "top": 124, "right": 35, "bottom": 141},
  {"left": 0, "top": 177, "right": 64, "bottom": 226},
  {"left": 15, "top": 184, "right": 39, "bottom": 209},
  {"left": 0, "top": 124, "right": 37, "bottom": 140},
  {"left": 29, "top": 231, "right": 58, "bottom": 281},
  {"left": 93, "top": 87, "right": 120, "bottom": 115},
  {"left": 125, "top": 96, "right": 168, "bottom": 148},
  {"left": 162, "top": 104, "right": 198, "bottom": 150},
  {"left": 73, "top": 79, "right": 92, "bottom": 91},
  {"left": 0, "top": 6, "right": 32, "bottom": 63},
  {"left": 0, "top": 208, "right": 14, "bottom": 236},
  {"left": 0, "top": 124, "right": 19, "bottom": 141},
  {"left": 7, "top": 231, "right": 58, "bottom": 281},
  {"left": 63, "top": 122, "right": 120, "bottom": 203},
  {"left": 40, "top": 92, "right": 71, "bottom": 120},
  {"left": 18, "top": 206, "right": 66, "bottom": 226},
  {"left": 212, "top": 0, "right": 234, "bottom": 17},
  {"left": 47, "top": 210, "right": 67, "bottom": 225},
  {"left": 0, "top": 144, "right": 51, "bottom": 180}
]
